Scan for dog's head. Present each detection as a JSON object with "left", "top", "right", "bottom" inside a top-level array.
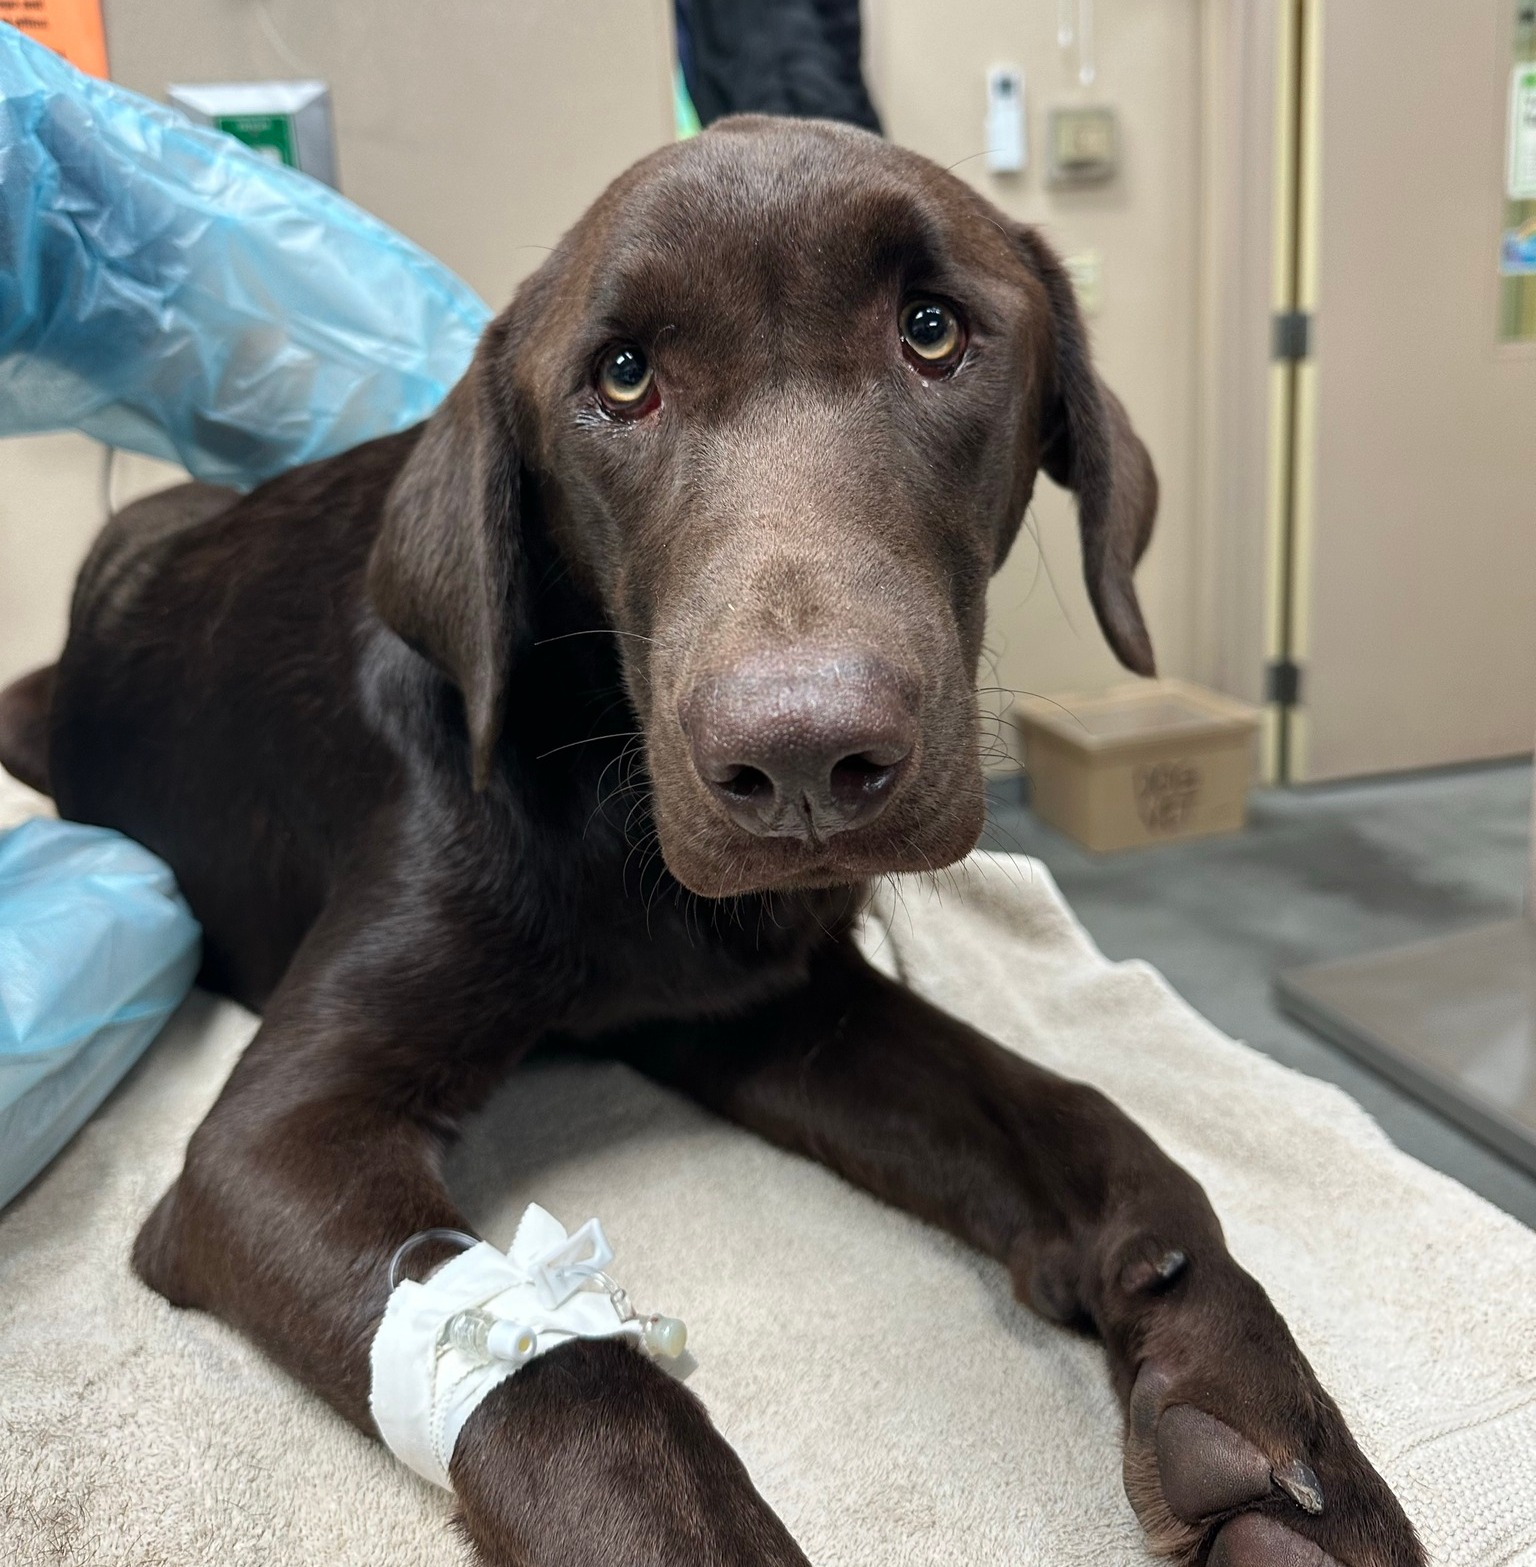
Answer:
[{"left": 370, "top": 117, "right": 1156, "bottom": 898}]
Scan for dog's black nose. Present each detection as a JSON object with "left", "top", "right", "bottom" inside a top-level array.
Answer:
[{"left": 682, "top": 649, "right": 917, "bottom": 840}]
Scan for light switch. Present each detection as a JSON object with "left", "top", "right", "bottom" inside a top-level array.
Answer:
[
  {"left": 985, "top": 65, "right": 1026, "bottom": 174},
  {"left": 1048, "top": 106, "right": 1118, "bottom": 187}
]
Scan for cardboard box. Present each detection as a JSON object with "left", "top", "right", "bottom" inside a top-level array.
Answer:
[{"left": 1012, "top": 679, "right": 1259, "bottom": 852}]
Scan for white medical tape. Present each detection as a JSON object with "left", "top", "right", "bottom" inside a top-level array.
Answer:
[{"left": 369, "top": 1203, "right": 654, "bottom": 1490}]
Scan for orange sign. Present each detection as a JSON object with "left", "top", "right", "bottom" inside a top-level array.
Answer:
[{"left": 0, "top": 0, "right": 109, "bottom": 78}]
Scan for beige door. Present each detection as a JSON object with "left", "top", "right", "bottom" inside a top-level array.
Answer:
[{"left": 1284, "top": 0, "right": 1536, "bottom": 781}]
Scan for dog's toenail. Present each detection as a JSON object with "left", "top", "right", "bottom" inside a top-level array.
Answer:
[{"left": 1273, "top": 1457, "right": 1325, "bottom": 1516}]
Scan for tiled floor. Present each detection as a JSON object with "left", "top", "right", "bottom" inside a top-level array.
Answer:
[{"left": 985, "top": 759, "right": 1536, "bottom": 1228}]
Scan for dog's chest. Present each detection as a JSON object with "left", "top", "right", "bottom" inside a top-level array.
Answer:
[{"left": 522, "top": 809, "right": 841, "bottom": 1035}]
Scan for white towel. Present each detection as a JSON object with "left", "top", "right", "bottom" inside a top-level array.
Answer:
[{"left": 1, "top": 768, "right": 1532, "bottom": 1566}]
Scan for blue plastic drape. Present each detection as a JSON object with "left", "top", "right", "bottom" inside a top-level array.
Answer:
[
  {"left": 0, "top": 25, "right": 491, "bottom": 489},
  {"left": 0, "top": 819, "right": 201, "bottom": 1208}
]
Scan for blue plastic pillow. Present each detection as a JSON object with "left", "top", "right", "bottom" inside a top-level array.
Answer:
[{"left": 0, "top": 818, "right": 200, "bottom": 1209}]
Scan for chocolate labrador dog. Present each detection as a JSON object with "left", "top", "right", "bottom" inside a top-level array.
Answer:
[{"left": 0, "top": 117, "right": 1419, "bottom": 1566}]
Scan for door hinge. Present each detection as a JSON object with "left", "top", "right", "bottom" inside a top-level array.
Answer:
[
  {"left": 1266, "top": 658, "right": 1304, "bottom": 707},
  {"left": 1272, "top": 310, "right": 1312, "bottom": 362}
]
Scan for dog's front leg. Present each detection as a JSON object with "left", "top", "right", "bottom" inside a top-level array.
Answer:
[
  {"left": 618, "top": 940, "right": 1424, "bottom": 1567},
  {"left": 133, "top": 887, "right": 808, "bottom": 1567}
]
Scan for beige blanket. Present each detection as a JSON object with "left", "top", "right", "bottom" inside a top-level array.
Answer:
[{"left": 1, "top": 770, "right": 1533, "bottom": 1566}]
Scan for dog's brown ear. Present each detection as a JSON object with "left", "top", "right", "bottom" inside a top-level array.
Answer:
[
  {"left": 368, "top": 320, "right": 524, "bottom": 789},
  {"left": 1014, "top": 226, "right": 1158, "bottom": 677}
]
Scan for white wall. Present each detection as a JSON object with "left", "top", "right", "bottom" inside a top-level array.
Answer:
[
  {"left": 0, "top": 440, "right": 186, "bottom": 687},
  {"left": 864, "top": 0, "right": 1208, "bottom": 743},
  {"left": 101, "top": 0, "right": 677, "bottom": 312}
]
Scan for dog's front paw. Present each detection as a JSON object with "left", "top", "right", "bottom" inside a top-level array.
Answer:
[
  {"left": 451, "top": 1338, "right": 810, "bottom": 1567},
  {"left": 1120, "top": 1287, "right": 1422, "bottom": 1567}
]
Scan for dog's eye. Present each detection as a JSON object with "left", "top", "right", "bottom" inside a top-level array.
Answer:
[
  {"left": 596, "top": 346, "right": 656, "bottom": 413},
  {"left": 899, "top": 300, "right": 964, "bottom": 370}
]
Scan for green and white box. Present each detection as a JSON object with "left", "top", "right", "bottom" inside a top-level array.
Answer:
[{"left": 168, "top": 80, "right": 337, "bottom": 188}]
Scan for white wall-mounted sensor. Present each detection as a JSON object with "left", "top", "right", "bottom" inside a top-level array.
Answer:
[{"left": 985, "top": 65, "right": 1026, "bottom": 175}]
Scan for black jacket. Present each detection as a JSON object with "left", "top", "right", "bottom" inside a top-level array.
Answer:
[{"left": 677, "top": 0, "right": 882, "bottom": 133}]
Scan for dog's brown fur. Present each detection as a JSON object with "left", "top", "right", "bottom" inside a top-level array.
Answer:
[{"left": 0, "top": 118, "right": 1418, "bottom": 1567}]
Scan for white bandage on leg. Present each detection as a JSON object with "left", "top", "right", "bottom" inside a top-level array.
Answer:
[{"left": 369, "top": 1204, "right": 688, "bottom": 1490}]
